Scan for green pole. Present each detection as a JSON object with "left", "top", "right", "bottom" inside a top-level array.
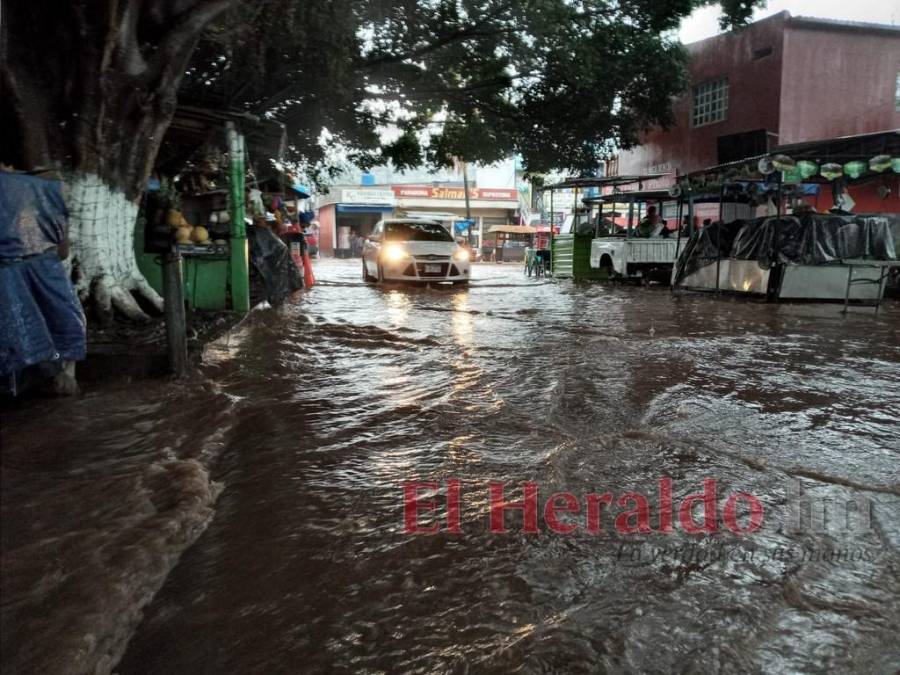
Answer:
[{"left": 227, "top": 123, "right": 250, "bottom": 313}]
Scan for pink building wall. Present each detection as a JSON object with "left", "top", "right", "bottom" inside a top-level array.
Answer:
[
  {"left": 618, "top": 12, "right": 900, "bottom": 178},
  {"left": 317, "top": 204, "right": 335, "bottom": 256},
  {"left": 778, "top": 20, "right": 900, "bottom": 144},
  {"left": 619, "top": 12, "right": 787, "bottom": 176}
]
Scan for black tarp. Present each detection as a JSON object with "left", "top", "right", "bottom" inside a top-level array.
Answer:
[
  {"left": 674, "top": 213, "right": 898, "bottom": 285},
  {"left": 248, "top": 225, "right": 303, "bottom": 305},
  {"left": 672, "top": 220, "right": 746, "bottom": 284}
]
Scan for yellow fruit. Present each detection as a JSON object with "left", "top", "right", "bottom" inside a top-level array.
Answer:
[
  {"left": 191, "top": 226, "right": 210, "bottom": 243},
  {"left": 175, "top": 226, "right": 193, "bottom": 243},
  {"left": 167, "top": 210, "right": 183, "bottom": 227}
]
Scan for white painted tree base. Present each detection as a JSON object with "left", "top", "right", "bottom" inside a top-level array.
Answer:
[{"left": 66, "top": 174, "right": 163, "bottom": 320}]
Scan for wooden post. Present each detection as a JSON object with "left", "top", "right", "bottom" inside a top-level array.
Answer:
[
  {"left": 162, "top": 249, "right": 189, "bottom": 377},
  {"left": 716, "top": 182, "right": 725, "bottom": 293},
  {"left": 673, "top": 194, "right": 684, "bottom": 291},
  {"left": 549, "top": 188, "right": 554, "bottom": 275},
  {"left": 774, "top": 172, "right": 784, "bottom": 303}
]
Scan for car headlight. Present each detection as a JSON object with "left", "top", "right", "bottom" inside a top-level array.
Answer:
[
  {"left": 452, "top": 248, "right": 470, "bottom": 262},
  {"left": 382, "top": 244, "right": 410, "bottom": 262}
]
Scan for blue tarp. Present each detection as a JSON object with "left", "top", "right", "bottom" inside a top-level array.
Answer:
[{"left": 0, "top": 173, "right": 86, "bottom": 377}]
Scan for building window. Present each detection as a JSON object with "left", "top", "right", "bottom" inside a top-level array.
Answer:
[{"left": 692, "top": 78, "right": 729, "bottom": 127}]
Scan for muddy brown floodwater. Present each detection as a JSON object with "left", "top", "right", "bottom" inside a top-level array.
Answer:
[{"left": 3, "top": 258, "right": 899, "bottom": 674}]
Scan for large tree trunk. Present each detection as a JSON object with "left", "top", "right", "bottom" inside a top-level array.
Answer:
[
  {"left": 0, "top": 0, "right": 237, "bottom": 320},
  {"left": 66, "top": 174, "right": 165, "bottom": 319}
]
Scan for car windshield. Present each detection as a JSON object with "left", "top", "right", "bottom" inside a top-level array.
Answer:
[{"left": 384, "top": 222, "right": 453, "bottom": 242}]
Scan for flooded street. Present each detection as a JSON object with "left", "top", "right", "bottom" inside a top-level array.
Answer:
[{"left": 3, "top": 259, "right": 900, "bottom": 674}]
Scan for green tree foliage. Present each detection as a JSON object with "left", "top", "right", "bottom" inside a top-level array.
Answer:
[{"left": 182, "top": 0, "right": 762, "bottom": 175}]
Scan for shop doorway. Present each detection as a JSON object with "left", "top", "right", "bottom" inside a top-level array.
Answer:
[{"left": 335, "top": 211, "right": 385, "bottom": 258}]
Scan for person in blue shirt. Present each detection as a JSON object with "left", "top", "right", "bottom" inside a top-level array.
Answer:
[{"left": 1, "top": 167, "right": 86, "bottom": 396}]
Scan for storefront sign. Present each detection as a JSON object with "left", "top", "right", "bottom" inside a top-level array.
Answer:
[
  {"left": 392, "top": 186, "right": 517, "bottom": 201},
  {"left": 544, "top": 190, "right": 575, "bottom": 208},
  {"left": 339, "top": 188, "right": 395, "bottom": 205}
]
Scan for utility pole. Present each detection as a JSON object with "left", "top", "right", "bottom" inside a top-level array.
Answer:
[{"left": 462, "top": 161, "right": 474, "bottom": 248}]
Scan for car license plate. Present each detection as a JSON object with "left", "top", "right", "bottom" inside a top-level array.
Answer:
[{"left": 424, "top": 264, "right": 441, "bottom": 274}]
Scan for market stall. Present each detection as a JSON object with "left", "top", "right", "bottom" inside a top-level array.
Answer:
[
  {"left": 541, "top": 174, "right": 670, "bottom": 279},
  {"left": 136, "top": 106, "right": 287, "bottom": 312},
  {"left": 487, "top": 225, "right": 537, "bottom": 262},
  {"left": 671, "top": 129, "right": 900, "bottom": 305}
]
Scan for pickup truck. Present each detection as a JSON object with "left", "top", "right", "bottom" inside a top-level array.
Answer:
[{"left": 589, "top": 237, "right": 682, "bottom": 280}]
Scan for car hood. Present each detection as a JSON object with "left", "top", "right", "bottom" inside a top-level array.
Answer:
[{"left": 393, "top": 241, "right": 459, "bottom": 256}]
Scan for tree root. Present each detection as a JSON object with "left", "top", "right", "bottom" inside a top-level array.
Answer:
[
  {"left": 90, "top": 274, "right": 164, "bottom": 323},
  {"left": 66, "top": 173, "right": 165, "bottom": 323}
]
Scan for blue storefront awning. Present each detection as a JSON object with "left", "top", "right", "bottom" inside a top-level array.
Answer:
[
  {"left": 336, "top": 204, "right": 394, "bottom": 213},
  {"left": 291, "top": 184, "right": 312, "bottom": 198}
]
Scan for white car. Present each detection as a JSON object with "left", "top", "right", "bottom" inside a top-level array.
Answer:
[{"left": 362, "top": 219, "right": 471, "bottom": 284}]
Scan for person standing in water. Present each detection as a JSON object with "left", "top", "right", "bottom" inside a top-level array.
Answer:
[{"left": 0, "top": 165, "right": 86, "bottom": 396}]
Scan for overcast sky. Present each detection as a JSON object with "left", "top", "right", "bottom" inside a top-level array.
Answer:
[{"left": 678, "top": 0, "right": 899, "bottom": 44}]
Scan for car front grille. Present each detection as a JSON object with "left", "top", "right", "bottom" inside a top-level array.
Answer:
[
  {"left": 415, "top": 254, "right": 451, "bottom": 261},
  {"left": 415, "top": 262, "right": 449, "bottom": 277}
]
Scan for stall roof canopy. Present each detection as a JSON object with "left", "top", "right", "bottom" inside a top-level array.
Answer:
[
  {"left": 583, "top": 189, "right": 672, "bottom": 203},
  {"left": 157, "top": 104, "right": 287, "bottom": 175},
  {"left": 542, "top": 174, "right": 670, "bottom": 191},
  {"left": 487, "top": 225, "right": 538, "bottom": 235},
  {"left": 774, "top": 128, "right": 900, "bottom": 161},
  {"left": 687, "top": 129, "right": 900, "bottom": 181}
]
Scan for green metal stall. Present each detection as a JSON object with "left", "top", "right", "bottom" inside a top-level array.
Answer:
[
  {"left": 135, "top": 108, "right": 284, "bottom": 312},
  {"left": 542, "top": 174, "right": 670, "bottom": 280}
]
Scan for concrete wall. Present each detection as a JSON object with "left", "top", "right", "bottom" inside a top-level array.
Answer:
[
  {"left": 801, "top": 176, "right": 900, "bottom": 214},
  {"left": 778, "top": 21, "right": 900, "bottom": 144},
  {"left": 619, "top": 12, "right": 787, "bottom": 176},
  {"left": 618, "top": 13, "right": 900, "bottom": 177},
  {"left": 317, "top": 204, "right": 335, "bottom": 256}
]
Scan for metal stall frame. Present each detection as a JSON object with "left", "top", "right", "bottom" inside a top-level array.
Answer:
[{"left": 540, "top": 174, "right": 671, "bottom": 278}]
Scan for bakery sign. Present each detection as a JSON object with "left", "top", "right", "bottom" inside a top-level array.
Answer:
[{"left": 392, "top": 186, "right": 518, "bottom": 201}]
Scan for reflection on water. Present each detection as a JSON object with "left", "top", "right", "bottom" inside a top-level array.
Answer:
[{"left": 3, "top": 259, "right": 899, "bottom": 674}]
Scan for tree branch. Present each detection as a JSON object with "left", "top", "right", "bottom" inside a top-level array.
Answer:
[
  {"left": 148, "top": 0, "right": 239, "bottom": 90},
  {"left": 362, "top": 0, "right": 518, "bottom": 69}
]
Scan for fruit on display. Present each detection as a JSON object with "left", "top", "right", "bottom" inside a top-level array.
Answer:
[
  {"left": 191, "top": 226, "right": 210, "bottom": 243},
  {"left": 167, "top": 209, "right": 184, "bottom": 228},
  {"left": 175, "top": 226, "right": 193, "bottom": 243}
]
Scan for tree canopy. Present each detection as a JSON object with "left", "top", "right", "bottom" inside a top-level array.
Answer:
[
  {"left": 2, "top": 0, "right": 764, "bottom": 189},
  {"left": 181, "top": 0, "right": 763, "bottom": 177}
]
